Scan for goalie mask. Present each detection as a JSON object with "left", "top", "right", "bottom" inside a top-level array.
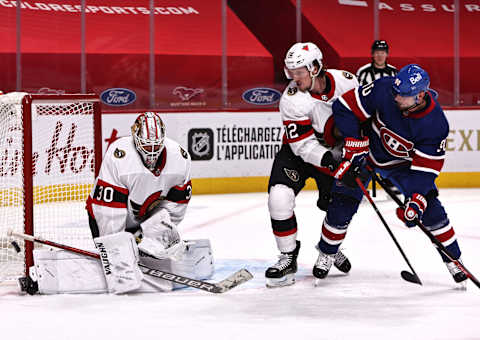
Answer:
[{"left": 131, "top": 112, "right": 166, "bottom": 170}]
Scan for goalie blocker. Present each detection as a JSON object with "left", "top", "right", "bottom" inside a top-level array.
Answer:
[{"left": 27, "top": 232, "right": 214, "bottom": 294}]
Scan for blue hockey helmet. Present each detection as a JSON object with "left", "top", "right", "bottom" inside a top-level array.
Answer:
[{"left": 392, "top": 64, "right": 430, "bottom": 97}]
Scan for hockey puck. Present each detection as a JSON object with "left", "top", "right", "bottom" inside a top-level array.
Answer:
[{"left": 11, "top": 241, "right": 21, "bottom": 253}]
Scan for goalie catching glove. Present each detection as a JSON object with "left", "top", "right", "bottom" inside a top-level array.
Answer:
[
  {"left": 138, "top": 209, "right": 186, "bottom": 261},
  {"left": 321, "top": 136, "right": 369, "bottom": 188}
]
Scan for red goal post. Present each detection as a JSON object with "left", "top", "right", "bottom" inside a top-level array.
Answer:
[{"left": 0, "top": 92, "right": 102, "bottom": 281}]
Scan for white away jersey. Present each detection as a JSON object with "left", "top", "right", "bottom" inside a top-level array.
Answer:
[
  {"left": 279, "top": 69, "right": 358, "bottom": 167},
  {"left": 86, "top": 136, "right": 192, "bottom": 236}
]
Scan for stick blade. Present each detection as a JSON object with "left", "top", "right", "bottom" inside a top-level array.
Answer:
[
  {"left": 401, "top": 270, "right": 422, "bottom": 285},
  {"left": 213, "top": 268, "right": 253, "bottom": 293}
]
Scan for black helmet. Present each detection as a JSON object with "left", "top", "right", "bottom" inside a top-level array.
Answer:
[{"left": 371, "top": 40, "right": 389, "bottom": 53}]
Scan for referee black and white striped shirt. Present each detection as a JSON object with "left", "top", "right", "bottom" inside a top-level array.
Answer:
[{"left": 356, "top": 62, "right": 398, "bottom": 86}]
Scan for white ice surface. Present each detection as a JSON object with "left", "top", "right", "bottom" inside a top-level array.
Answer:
[{"left": 1, "top": 188, "right": 479, "bottom": 340}]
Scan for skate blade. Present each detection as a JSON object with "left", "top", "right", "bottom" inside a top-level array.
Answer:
[
  {"left": 266, "top": 274, "right": 295, "bottom": 288},
  {"left": 313, "top": 278, "right": 323, "bottom": 287},
  {"left": 455, "top": 280, "right": 467, "bottom": 291}
]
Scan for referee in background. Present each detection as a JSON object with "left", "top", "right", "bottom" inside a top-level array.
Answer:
[{"left": 356, "top": 40, "right": 397, "bottom": 86}]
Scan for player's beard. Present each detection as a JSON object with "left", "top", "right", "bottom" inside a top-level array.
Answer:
[
  {"left": 396, "top": 102, "right": 412, "bottom": 111},
  {"left": 395, "top": 96, "right": 417, "bottom": 113},
  {"left": 296, "top": 78, "right": 312, "bottom": 92}
]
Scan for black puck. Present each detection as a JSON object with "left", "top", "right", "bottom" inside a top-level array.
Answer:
[{"left": 11, "top": 241, "right": 21, "bottom": 253}]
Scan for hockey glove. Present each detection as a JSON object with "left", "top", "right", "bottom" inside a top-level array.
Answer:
[
  {"left": 396, "top": 193, "right": 427, "bottom": 228},
  {"left": 138, "top": 209, "right": 186, "bottom": 260},
  {"left": 322, "top": 137, "right": 369, "bottom": 188},
  {"left": 341, "top": 136, "right": 370, "bottom": 163}
]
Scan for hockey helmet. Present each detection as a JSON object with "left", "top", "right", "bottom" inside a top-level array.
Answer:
[
  {"left": 371, "top": 40, "right": 389, "bottom": 53},
  {"left": 284, "top": 42, "right": 323, "bottom": 79},
  {"left": 131, "top": 112, "right": 166, "bottom": 170},
  {"left": 392, "top": 64, "right": 430, "bottom": 97}
]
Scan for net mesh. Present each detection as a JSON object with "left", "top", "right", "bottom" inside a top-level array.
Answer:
[{"left": 0, "top": 93, "right": 97, "bottom": 281}]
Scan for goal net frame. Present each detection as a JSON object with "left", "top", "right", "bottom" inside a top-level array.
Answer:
[{"left": 0, "top": 93, "right": 102, "bottom": 281}]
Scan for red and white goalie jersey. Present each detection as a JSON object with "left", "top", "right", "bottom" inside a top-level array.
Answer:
[
  {"left": 280, "top": 69, "right": 358, "bottom": 168},
  {"left": 86, "top": 136, "right": 192, "bottom": 236}
]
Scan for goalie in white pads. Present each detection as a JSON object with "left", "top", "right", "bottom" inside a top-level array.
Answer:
[{"left": 28, "top": 112, "right": 213, "bottom": 294}]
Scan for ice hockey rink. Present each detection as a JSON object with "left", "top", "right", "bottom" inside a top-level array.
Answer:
[{"left": 1, "top": 188, "right": 479, "bottom": 340}]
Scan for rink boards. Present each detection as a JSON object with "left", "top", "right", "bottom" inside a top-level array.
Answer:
[
  {"left": 102, "top": 109, "right": 480, "bottom": 193},
  {"left": 1, "top": 109, "right": 477, "bottom": 203}
]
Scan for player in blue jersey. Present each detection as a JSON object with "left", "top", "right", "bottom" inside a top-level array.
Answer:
[{"left": 320, "top": 64, "right": 468, "bottom": 285}]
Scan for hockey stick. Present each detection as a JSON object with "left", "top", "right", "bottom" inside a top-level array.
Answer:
[
  {"left": 7, "top": 230, "right": 253, "bottom": 294},
  {"left": 355, "top": 177, "right": 422, "bottom": 285},
  {"left": 371, "top": 173, "right": 480, "bottom": 289}
]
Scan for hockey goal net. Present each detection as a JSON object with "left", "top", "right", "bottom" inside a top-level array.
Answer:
[{"left": 0, "top": 92, "right": 102, "bottom": 281}]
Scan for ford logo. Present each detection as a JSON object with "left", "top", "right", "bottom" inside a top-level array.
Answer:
[
  {"left": 242, "top": 87, "right": 281, "bottom": 105},
  {"left": 100, "top": 88, "right": 136, "bottom": 106}
]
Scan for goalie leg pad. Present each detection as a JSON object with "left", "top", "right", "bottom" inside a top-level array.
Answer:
[
  {"left": 173, "top": 239, "right": 214, "bottom": 283},
  {"left": 136, "top": 239, "right": 214, "bottom": 291},
  {"left": 30, "top": 238, "right": 214, "bottom": 294},
  {"left": 31, "top": 248, "right": 108, "bottom": 294},
  {"left": 94, "top": 232, "right": 144, "bottom": 294}
]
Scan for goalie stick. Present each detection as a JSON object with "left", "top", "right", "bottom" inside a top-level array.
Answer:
[
  {"left": 8, "top": 230, "right": 253, "bottom": 294},
  {"left": 371, "top": 173, "right": 480, "bottom": 289},
  {"left": 355, "top": 178, "right": 422, "bottom": 285}
]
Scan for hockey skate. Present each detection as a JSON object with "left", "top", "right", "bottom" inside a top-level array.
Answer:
[
  {"left": 313, "top": 247, "right": 351, "bottom": 286},
  {"left": 333, "top": 250, "right": 351, "bottom": 274},
  {"left": 265, "top": 241, "right": 300, "bottom": 288},
  {"left": 446, "top": 258, "right": 467, "bottom": 289}
]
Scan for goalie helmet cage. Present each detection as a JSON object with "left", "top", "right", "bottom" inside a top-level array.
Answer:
[{"left": 0, "top": 92, "right": 102, "bottom": 281}]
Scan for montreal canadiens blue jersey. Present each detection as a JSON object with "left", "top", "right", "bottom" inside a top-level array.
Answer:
[{"left": 332, "top": 77, "right": 449, "bottom": 196}]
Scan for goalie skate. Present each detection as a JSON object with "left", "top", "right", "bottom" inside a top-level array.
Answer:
[{"left": 265, "top": 241, "right": 300, "bottom": 288}]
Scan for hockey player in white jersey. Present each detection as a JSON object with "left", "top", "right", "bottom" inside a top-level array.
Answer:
[
  {"left": 26, "top": 112, "right": 213, "bottom": 295},
  {"left": 86, "top": 111, "right": 192, "bottom": 258},
  {"left": 265, "top": 42, "right": 360, "bottom": 287}
]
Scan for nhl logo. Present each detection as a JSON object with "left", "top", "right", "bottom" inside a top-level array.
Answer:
[
  {"left": 284, "top": 168, "right": 300, "bottom": 182},
  {"left": 192, "top": 133, "right": 210, "bottom": 157},
  {"left": 188, "top": 128, "right": 214, "bottom": 160}
]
